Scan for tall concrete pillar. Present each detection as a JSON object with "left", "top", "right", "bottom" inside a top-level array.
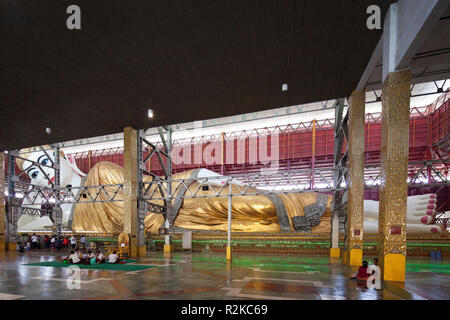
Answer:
[
  {"left": 378, "top": 70, "right": 411, "bottom": 282},
  {"left": 123, "top": 127, "right": 142, "bottom": 258},
  {"left": 0, "top": 153, "right": 5, "bottom": 252},
  {"left": 345, "top": 91, "right": 365, "bottom": 266}
]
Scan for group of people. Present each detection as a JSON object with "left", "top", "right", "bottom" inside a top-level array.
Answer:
[
  {"left": 63, "top": 249, "right": 121, "bottom": 265},
  {"left": 15, "top": 233, "right": 122, "bottom": 266},
  {"left": 17, "top": 234, "right": 88, "bottom": 252},
  {"left": 350, "top": 258, "right": 381, "bottom": 289}
]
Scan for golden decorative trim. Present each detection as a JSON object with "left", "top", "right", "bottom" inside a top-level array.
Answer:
[
  {"left": 378, "top": 70, "right": 411, "bottom": 256},
  {"left": 347, "top": 91, "right": 365, "bottom": 250}
]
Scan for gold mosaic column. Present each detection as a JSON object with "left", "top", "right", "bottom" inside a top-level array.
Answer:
[
  {"left": 378, "top": 70, "right": 411, "bottom": 282},
  {"left": 0, "top": 153, "right": 5, "bottom": 252},
  {"left": 123, "top": 127, "right": 141, "bottom": 258},
  {"left": 346, "top": 91, "right": 365, "bottom": 266}
]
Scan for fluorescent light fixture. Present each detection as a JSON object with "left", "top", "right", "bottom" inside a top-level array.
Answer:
[
  {"left": 148, "top": 108, "right": 154, "bottom": 118},
  {"left": 282, "top": 83, "right": 288, "bottom": 92}
]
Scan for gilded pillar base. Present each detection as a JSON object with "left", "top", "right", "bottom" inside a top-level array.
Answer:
[
  {"left": 330, "top": 257, "right": 340, "bottom": 264},
  {"left": 138, "top": 246, "right": 146, "bottom": 257},
  {"left": 130, "top": 238, "right": 138, "bottom": 258},
  {"left": 329, "top": 248, "right": 340, "bottom": 258},
  {"left": 164, "top": 244, "right": 174, "bottom": 253},
  {"left": 226, "top": 246, "right": 232, "bottom": 260},
  {"left": 382, "top": 253, "right": 405, "bottom": 282},
  {"left": 346, "top": 248, "right": 362, "bottom": 266},
  {"left": 378, "top": 69, "right": 411, "bottom": 283},
  {"left": 7, "top": 242, "right": 16, "bottom": 252}
]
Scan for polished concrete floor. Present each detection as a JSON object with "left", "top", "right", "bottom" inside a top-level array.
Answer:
[{"left": 0, "top": 249, "right": 449, "bottom": 300}]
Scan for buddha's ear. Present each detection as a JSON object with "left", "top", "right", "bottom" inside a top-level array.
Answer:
[
  {"left": 65, "top": 152, "right": 87, "bottom": 177},
  {"left": 59, "top": 150, "right": 66, "bottom": 159}
]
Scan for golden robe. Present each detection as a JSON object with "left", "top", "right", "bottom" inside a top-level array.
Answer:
[{"left": 72, "top": 162, "right": 332, "bottom": 234}]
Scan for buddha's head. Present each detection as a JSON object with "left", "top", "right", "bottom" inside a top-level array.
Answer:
[{"left": 16, "top": 146, "right": 85, "bottom": 187}]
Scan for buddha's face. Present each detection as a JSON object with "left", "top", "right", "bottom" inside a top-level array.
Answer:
[{"left": 22, "top": 150, "right": 74, "bottom": 187}]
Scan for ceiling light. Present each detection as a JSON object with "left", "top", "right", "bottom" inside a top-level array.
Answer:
[
  {"left": 148, "top": 109, "right": 154, "bottom": 118},
  {"left": 282, "top": 83, "right": 288, "bottom": 92},
  {"left": 46, "top": 127, "right": 52, "bottom": 134}
]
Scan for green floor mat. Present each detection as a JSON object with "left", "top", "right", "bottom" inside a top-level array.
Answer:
[{"left": 23, "top": 260, "right": 155, "bottom": 271}]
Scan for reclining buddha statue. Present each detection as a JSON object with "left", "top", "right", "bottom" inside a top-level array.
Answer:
[{"left": 16, "top": 147, "right": 445, "bottom": 234}]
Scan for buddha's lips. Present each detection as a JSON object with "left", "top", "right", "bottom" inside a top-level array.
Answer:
[{"left": 47, "top": 177, "right": 55, "bottom": 185}]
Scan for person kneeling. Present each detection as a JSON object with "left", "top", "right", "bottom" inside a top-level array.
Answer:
[
  {"left": 357, "top": 261, "right": 369, "bottom": 280},
  {"left": 107, "top": 251, "right": 120, "bottom": 264},
  {"left": 68, "top": 251, "right": 81, "bottom": 264}
]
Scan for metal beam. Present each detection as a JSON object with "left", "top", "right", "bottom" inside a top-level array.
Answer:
[
  {"left": 356, "top": 38, "right": 382, "bottom": 92},
  {"left": 395, "top": 0, "right": 450, "bottom": 70},
  {"left": 383, "top": 1, "right": 450, "bottom": 80}
]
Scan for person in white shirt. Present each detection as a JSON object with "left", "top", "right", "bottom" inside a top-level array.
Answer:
[
  {"left": 367, "top": 258, "right": 381, "bottom": 290},
  {"left": 31, "top": 234, "right": 38, "bottom": 250},
  {"left": 96, "top": 250, "right": 106, "bottom": 263},
  {"left": 68, "top": 251, "right": 80, "bottom": 264},
  {"left": 70, "top": 235, "right": 77, "bottom": 249},
  {"left": 108, "top": 251, "right": 120, "bottom": 264}
]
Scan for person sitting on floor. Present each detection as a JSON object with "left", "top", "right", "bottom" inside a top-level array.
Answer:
[
  {"left": 357, "top": 261, "right": 369, "bottom": 280},
  {"left": 88, "top": 250, "right": 95, "bottom": 259},
  {"left": 75, "top": 248, "right": 82, "bottom": 261},
  {"left": 107, "top": 251, "right": 120, "bottom": 264},
  {"left": 68, "top": 250, "right": 80, "bottom": 264},
  {"left": 89, "top": 252, "right": 97, "bottom": 265},
  {"left": 17, "top": 241, "right": 24, "bottom": 253},
  {"left": 26, "top": 241, "right": 31, "bottom": 252},
  {"left": 78, "top": 249, "right": 87, "bottom": 264},
  {"left": 82, "top": 250, "right": 93, "bottom": 265},
  {"left": 96, "top": 250, "right": 106, "bottom": 263}
]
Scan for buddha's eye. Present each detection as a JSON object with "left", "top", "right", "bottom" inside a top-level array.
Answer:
[
  {"left": 40, "top": 157, "right": 49, "bottom": 166},
  {"left": 30, "top": 171, "right": 39, "bottom": 179}
]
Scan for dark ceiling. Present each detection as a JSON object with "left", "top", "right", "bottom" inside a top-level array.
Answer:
[
  {"left": 0, "top": 0, "right": 393, "bottom": 150},
  {"left": 366, "top": 5, "right": 450, "bottom": 91}
]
